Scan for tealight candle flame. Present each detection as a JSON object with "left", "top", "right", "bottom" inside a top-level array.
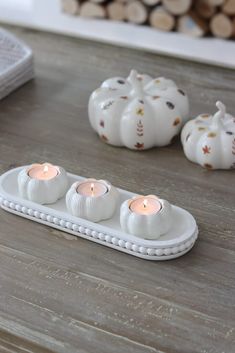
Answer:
[
  {"left": 43, "top": 165, "right": 49, "bottom": 174},
  {"left": 77, "top": 180, "right": 108, "bottom": 197},
  {"left": 143, "top": 199, "right": 148, "bottom": 208},
  {"left": 130, "top": 196, "right": 161, "bottom": 215}
]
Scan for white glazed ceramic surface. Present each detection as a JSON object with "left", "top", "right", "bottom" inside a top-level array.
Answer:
[
  {"left": 66, "top": 179, "right": 119, "bottom": 222},
  {"left": 18, "top": 163, "right": 69, "bottom": 204},
  {"left": 181, "top": 101, "right": 235, "bottom": 170},
  {"left": 89, "top": 70, "right": 189, "bottom": 150},
  {"left": 0, "top": 166, "right": 198, "bottom": 261},
  {"left": 120, "top": 197, "right": 172, "bottom": 239}
]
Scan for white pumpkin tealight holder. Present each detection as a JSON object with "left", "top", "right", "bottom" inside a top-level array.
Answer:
[
  {"left": 18, "top": 163, "right": 68, "bottom": 204},
  {"left": 181, "top": 101, "right": 235, "bottom": 170},
  {"left": 89, "top": 69, "right": 189, "bottom": 150},
  {"left": 66, "top": 178, "right": 119, "bottom": 222},
  {"left": 120, "top": 195, "right": 172, "bottom": 240}
]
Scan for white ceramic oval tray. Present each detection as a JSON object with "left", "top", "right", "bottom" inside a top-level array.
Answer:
[{"left": 0, "top": 166, "right": 198, "bottom": 261}]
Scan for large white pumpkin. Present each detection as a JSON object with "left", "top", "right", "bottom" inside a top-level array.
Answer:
[
  {"left": 181, "top": 101, "right": 235, "bottom": 170},
  {"left": 89, "top": 70, "right": 189, "bottom": 150}
]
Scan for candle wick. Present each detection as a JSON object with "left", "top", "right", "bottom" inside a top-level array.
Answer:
[
  {"left": 91, "top": 183, "right": 94, "bottom": 196},
  {"left": 43, "top": 165, "right": 49, "bottom": 174},
  {"left": 143, "top": 199, "right": 148, "bottom": 208}
]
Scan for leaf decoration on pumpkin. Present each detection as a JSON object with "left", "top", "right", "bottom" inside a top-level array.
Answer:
[
  {"left": 100, "top": 134, "right": 108, "bottom": 142},
  {"left": 202, "top": 145, "right": 211, "bottom": 154},
  {"left": 137, "top": 120, "right": 144, "bottom": 137},
  {"left": 173, "top": 117, "right": 181, "bottom": 126},
  {"left": 166, "top": 101, "right": 174, "bottom": 110},
  {"left": 178, "top": 89, "right": 185, "bottom": 96},
  {"left": 204, "top": 163, "right": 213, "bottom": 169},
  {"left": 186, "top": 133, "right": 191, "bottom": 142},
  {"left": 232, "top": 138, "right": 235, "bottom": 155},
  {"left": 136, "top": 107, "right": 144, "bottom": 116},
  {"left": 135, "top": 142, "right": 144, "bottom": 149},
  {"left": 207, "top": 132, "right": 217, "bottom": 138},
  {"left": 102, "top": 100, "right": 114, "bottom": 110}
]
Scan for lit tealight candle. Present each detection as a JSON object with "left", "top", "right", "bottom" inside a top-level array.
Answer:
[
  {"left": 77, "top": 180, "right": 107, "bottom": 197},
  {"left": 66, "top": 178, "right": 119, "bottom": 222},
  {"left": 18, "top": 163, "right": 68, "bottom": 204},
  {"left": 28, "top": 163, "right": 59, "bottom": 180},
  {"left": 130, "top": 196, "right": 162, "bottom": 215},
  {"left": 120, "top": 195, "right": 172, "bottom": 239}
]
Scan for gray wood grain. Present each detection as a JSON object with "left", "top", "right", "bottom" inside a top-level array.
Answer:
[{"left": 0, "top": 25, "right": 234, "bottom": 353}]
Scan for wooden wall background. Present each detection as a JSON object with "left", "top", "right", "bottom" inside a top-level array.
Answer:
[{"left": 61, "top": 0, "right": 235, "bottom": 39}]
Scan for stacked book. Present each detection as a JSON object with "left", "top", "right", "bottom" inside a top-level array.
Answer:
[{"left": 0, "top": 28, "right": 34, "bottom": 100}]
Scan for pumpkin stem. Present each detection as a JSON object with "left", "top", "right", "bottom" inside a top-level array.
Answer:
[
  {"left": 129, "top": 70, "right": 143, "bottom": 98},
  {"left": 213, "top": 101, "right": 226, "bottom": 128}
]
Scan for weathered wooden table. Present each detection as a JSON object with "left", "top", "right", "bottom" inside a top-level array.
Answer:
[{"left": 0, "top": 25, "right": 234, "bottom": 353}]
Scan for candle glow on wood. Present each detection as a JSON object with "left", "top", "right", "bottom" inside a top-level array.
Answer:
[
  {"left": 77, "top": 180, "right": 108, "bottom": 197},
  {"left": 130, "top": 196, "right": 161, "bottom": 215},
  {"left": 28, "top": 163, "right": 58, "bottom": 180}
]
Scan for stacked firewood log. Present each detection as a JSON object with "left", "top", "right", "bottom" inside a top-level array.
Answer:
[{"left": 61, "top": 0, "right": 235, "bottom": 39}]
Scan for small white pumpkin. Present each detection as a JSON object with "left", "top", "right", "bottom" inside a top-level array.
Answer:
[
  {"left": 120, "top": 195, "right": 172, "bottom": 239},
  {"left": 66, "top": 179, "right": 119, "bottom": 222},
  {"left": 89, "top": 70, "right": 189, "bottom": 150},
  {"left": 181, "top": 101, "right": 235, "bottom": 170},
  {"left": 18, "top": 163, "right": 68, "bottom": 204}
]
